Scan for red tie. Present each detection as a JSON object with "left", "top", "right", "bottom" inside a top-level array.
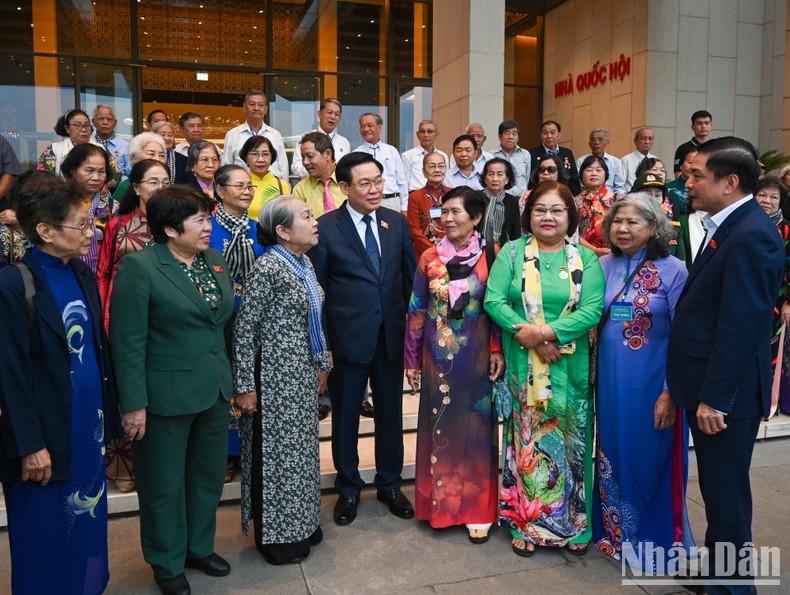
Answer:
[{"left": 322, "top": 179, "right": 336, "bottom": 214}]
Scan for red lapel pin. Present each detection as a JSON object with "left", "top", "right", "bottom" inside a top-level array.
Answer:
[
  {"left": 213, "top": 265, "right": 223, "bottom": 272},
  {"left": 380, "top": 220, "right": 389, "bottom": 229},
  {"left": 708, "top": 239, "right": 717, "bottom": 250}
]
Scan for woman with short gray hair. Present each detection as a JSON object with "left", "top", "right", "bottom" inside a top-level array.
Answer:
[
  {"left": 592, "top": 191, "right": 694, "bottom": 572},
  {"left": 186, "top": 140, "right": 221, "bottom": 196},
  {"left": 233, "top": 195, "right": 331, "bottom": 565},
  {"left": 112, "top": 132, "right": 167, "bottom": 201}
]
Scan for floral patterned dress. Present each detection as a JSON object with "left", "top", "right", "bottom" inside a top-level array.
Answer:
[
  {"left": 0, "top": 225, "right": 31, "bottom": 265},
  {"left": 404, "top": 236, "right": 501, "bottom": 528},
  {"left": 575, "top": 187, "right": 616, "bottom": 249},
  {"left": 233, "top": 251, "right": 330, "bottom": 557}
]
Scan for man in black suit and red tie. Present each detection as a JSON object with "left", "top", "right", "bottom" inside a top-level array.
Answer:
[
  {"left": 667, "top": 137, "right": 784, "bottom": 594},
  {"left": 309, "top": 152, "right": 417, "bottom": 525},
  {"left": 528, "top": 119, "right": 581, "bottom": 195}
]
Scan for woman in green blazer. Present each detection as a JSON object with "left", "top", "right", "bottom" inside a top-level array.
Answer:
[{"left": 110, "top": 186, "right": 234, "bottom": 595}]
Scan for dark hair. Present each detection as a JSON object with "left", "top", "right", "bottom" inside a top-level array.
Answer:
[
  {"left": 179, "top": 112, "right": 202, "bottom": 128},
  {"left": 530, "top": 154, "right": 569, "bottom": 187},
  {"left": 521, "top": 180, "right": 578, "bottom": 236},
  {"left": 54, "top": 109, "right": 90, "bottom": 137},
  {"left": 244, "top": 89, "right": 266, "bottom": 104},
  {"left": 214, "top": 164, "right": 248, "bottom": 203},
  {"left": 541, "top": 120, "right": 561, "bottom": 133},
  {"left": 147, "top": 186, "right": 214, "bottom": 244},
  {"left": 579, "top": 154, "right": 610, "bottom": 184},
  {"left": 452, "top": 134, "right": 478, "bottom": 151},
  {"left": 634, "top": 157, "right": 664, "bottom": 180},
  {"left": 300, "top": 131, "right": 334, "bottom": 160},
  {"left": 696, "top": 136, "right": 761, "bottom": 195},
  {"left": 320, "top": 98, "right": 343, "bottom": 112},
  {"left": 239, "top": 135, "right": 277, "bottom": 165},
  {"left": 498, "top": 120, "right": 520, "bottom": 135},
  {"left": 676, "top": 145, "right": 698, "bottom": 169},
  {"left": 187, "top": 140, "right": 220, "bottom": 170},
  {"left": 756, "top": 175, "right": 789, "bottom": 218},
  {"left": 120, "top": 159, "right": 169, "bottom": 215},
  {"left": 441, "top": 186, "right": 486, "bottom": 223},
  {"left": 11, "top": 172, "right": 85, "bottom": 244},
  {"left": 691, "top": 110, "right": 712, "bottom": 123},
  {"left": 336, "top": 152, "right": 382, "bottom": 184},
  {"left": 480, "top": 157, "right": 515, "bottom": 191},
  {"left": 146, "top": 109, "right": 167, "bottom": 126},
  {"left": 60, "top": 144, "right": 111, "bottom": 189}
]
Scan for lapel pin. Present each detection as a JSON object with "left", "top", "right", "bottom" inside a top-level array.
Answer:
[
  {"left": 381, "top": 220, "right": 389, "bottom": 229},
  {"left": 708, "top": 240, "right": 717, "bottom": 250},
  {"left": 213, "top": 265, "right": 223, "bottom": 272}
]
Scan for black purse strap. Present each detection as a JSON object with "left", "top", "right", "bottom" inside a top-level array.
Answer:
[{"left": 13, "top": 262, "right": 36, "bottom": 331}]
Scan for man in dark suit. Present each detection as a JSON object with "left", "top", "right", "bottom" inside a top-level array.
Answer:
[
  {"left": 309, "top": 152, "right": 417, "bottom": 525},
  {"left": 667, "top": 137, "right": 784, "bottom": 594},
  {"left": 529, "top": 119, "right": 581, "bottom": 194}
]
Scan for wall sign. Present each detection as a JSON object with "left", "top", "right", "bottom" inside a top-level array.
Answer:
[{"left": 554, "top": 54, "right": 631, "bottom": 98}]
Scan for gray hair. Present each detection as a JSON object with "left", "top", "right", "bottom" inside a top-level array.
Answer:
[
  {"left": 151, "top": 120, "right": 175, "bottom": 135},
  {"left": 590, "top": 128, "right": 609, "bottom": 140},
  {"left": 92, "top": 104, "right": 115, "bottom": 119},
  {"left": 128, "top": 132, "right": 166, "bottom": 163},
  {"left": 602, "top": 192, "right": 674, "bottom": 254},
  {"left": 187, "top": 140, "right": 220, "bottom": 169},
  {"left": 258, "top": 194, "right": 301, "bottom": 246},
  {"left": 244, "top": 89, "right": 267, "bottom": 104},
  {"left": 359, "top": 112, "right": 383, "bottom": 126}
]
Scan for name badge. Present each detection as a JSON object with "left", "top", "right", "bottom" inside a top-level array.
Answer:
[
  {"left": 429, "top": 207, "right": 442, "bottom": 219},
  {"left": 610, "top": 301, "right": 633, "bottom": 321}
]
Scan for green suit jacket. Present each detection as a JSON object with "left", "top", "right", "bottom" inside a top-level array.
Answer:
[{"left": 109, "top": 243, "right": 234, "bottom": 416}]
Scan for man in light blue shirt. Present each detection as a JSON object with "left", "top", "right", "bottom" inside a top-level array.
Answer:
[
  {"left": 492, "top": 120, "right": 531, "bottom": 197},
  {"left": 91, "top": 104, "right": 130, "bottom": 177},
  {"left": 575, "top": 128, "right": 625, "bottom": 194}
]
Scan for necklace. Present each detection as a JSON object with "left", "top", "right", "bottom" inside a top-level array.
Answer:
[{"left": 541, "top": 249, "right": 562, "bottom": 269}]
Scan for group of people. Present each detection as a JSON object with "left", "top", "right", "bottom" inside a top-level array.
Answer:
[{"left": 0, "top": 93, "right": 786, "bottom": 595}]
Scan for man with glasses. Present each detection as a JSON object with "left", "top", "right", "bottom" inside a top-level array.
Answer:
[
  {"left": 574, "top": 128, "right": 625, "bottom": 194},
  {"left": 91, "top": 105, "right": 130, "bottom": 178},
  {"left": 291, "top": 98, "right": 351, "bottom": 179},
  {"left": 222, "top": 90, "right": 288, "bottom": 179},
  {"left": 401, "top": 119, "right": 448, "bottom": 192},
  {"left": 309, "top": 152, "right": 416, "bottom": 527}
]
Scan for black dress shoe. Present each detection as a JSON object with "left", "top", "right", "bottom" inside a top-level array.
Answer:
[
  {"left": 360, "top": 401, "right": 375, "bottom": 418},
  {"left": 154, "top": 573, "right": 191, "bottom": 595},
  {"left": 377, "top": 489, "right": 414, "bottom": 519},
  {"left": 184, "top": 553, "right": 231, "bottom": 577},
  {"left": 318, "top": 403, "right": 331, "bottom": 421},
  {"left": 334, "top": 494, "right": 359, "bottom": 525}
]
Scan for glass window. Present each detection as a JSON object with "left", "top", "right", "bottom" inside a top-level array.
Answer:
[
  {"left": 56, "top": 0, "right": 132, "bottom": 58},
  {"left": 272, "top": 1, "right": 317, "bottom": 71},
  {"left": 392, "top": 1, "right": 432, "bottom": 79},
  {"left": 337, "top": 1, "right": 386, "bottom": 75},
  {"left": 80, "top": 64, "right": 134, "bottom": 141}
]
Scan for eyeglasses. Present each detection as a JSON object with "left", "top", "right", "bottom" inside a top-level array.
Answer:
[
  {"left": 69, "top": 122, "right": 93, "bottom": 131},
  {"left": 58, "top": 216, "right": 95, "bottom": 233},
  {"left": 221, "top": 183, "right": 255, "bottom": 192},
  {"left": 537, "top": 166, "right": 558, "bottom": 174},
  {"left": 532, "top": 206, "right": 568, "bottom": 217},
  {"left": 141, "top": 179, "right": 172, "bottom": 188},
  {"left": 418, "top": 129, "right": 437, "bottom": 134},
  {"left": 354, "top": 178, "right": 385, "bottom": 191},
  {"left": 248, "top": 151, "right": 271, "bottom": 159}
]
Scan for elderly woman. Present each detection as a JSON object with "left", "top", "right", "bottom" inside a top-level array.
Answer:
[
  {"left": 112, "top": 132, "right": 167, "bottom": 201},
  {"left": 484, "top": 180, "right": 604, "bottom": 557},
  {"left": 240, "top": 136, "right": 290, "bottom": 221},
  {"left": 480, "top": 157, "right": 522, "bottom": 248},
  {"left": 186, "top": 140, "right": 222, "bottom": 198},
  {"left": 0, "top": 172, "right": 122, "bottom": 594},
  {"left": 593, "top": 193, "right": 694, "bottom": 571},
  {"left": 404, "top": 186, "right": 504, "bottom": 542},
  {"left": 406, "top": 152, "right": 450, "bottom": 258},
  {"left": 110, "top": 186, "right": 234, "bottom": 595},
  {"left": 233, "top": 195, "right": 330, "bottom": 565},
  {"left": 631, "top": 173, "right": 687, "bottom": 259},
  {"left": 210, "top": 164, "right": 266, "bottom": 483},
  {"left": 153, "top": 120, "right": 189, "bottom": 184},
  {"left": 576, "top": 155, "right": 617, "bottom": 258},
  {"left": 634, "top": 157, "right": 668, "bottom": 183},
  {"left": 519, "top": 154, "right": 570, "bottom": 214},
  {"left": 60, "top": 143, "right": 116, "bottom": 272}
]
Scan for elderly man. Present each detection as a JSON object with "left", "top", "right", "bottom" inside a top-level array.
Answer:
[
  {"left": 353, "top": 112, "right": 408, "bottom": 213},
  {"left": 175, "top": 112, "right": 206, "bottom": 156},
  {"left": 293, "top": 132, "right": 344, "bottom": 217},
  {"left": 575, "top": 128, "right": 625, "bottom": 194},
  {"left": 401, "top": 120, "right": 448, "bottom": 192},
  {"left": 492, "top": 120, "right": 531, "bottom": 197},
  {"left": 146, "top": 109, "right": 168, "bottom": 129},
  {"left": 620, "top": 127, "right": 657, "bottom": 191},
  {"left": 91, "top": 104, "right": 130, "bottom": 177},
  {"left": 291, "top": 98, "right": 351, "bottom": 179},
  {"left": 407, "top": 151, "right": 450, "bottom": 258},
  {"left": 674, "top": 110, "right": 713, "bottom": 176},
  {"left": 449, "top": 122, "right": 494, "bottom": 171},
  {"left": 444, "top": 135, "right": 483, "bottom": 190},
  {"left": 222, "top": 90, "right": 288, "bottom": 179},
  {"left": 528, "top": 120, "right": 580, "bottom": 194}
]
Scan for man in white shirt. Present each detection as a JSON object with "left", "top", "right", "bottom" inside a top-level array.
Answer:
[
  {"left": 575, "top": 128, "right": 626, "bottom": 194},
  {"left": 222, "top": 89, "right": 288, "bottom": 179},
  {"left": 492, "top": 120, "right": 531, "bottom": 197},
  {"left": 401, "top": 119, "right": 448, "bottom": 192},
  {"left": 353, "top": 112, "right": 408, "bottom": 213},
  {"left": 291, "top": 98, "right": 351, "bottom": 179},
  {"left": 175, "top": 112, "right": 206, "bottom": 157},
  {"left": 621, "top": 127, "right": 657, "bottom": 192}
]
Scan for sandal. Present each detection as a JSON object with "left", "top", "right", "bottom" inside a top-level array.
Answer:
[
  {"left": 564, "top": 543, "right": 588, "bottom": 556},
  {"left": 512, "top": 539, "right": 535, "bottom": 557},
  {"left": 224, "top": 459, "right": 235, "bottom": 484},
  {"left": 468, "top": 529, "right": 489, "bottom": 544}
]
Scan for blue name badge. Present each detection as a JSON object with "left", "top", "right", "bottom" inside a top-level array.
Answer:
[
  {"left": 610, "top": 301, "right": 634, "bottom": 321},
  {"left": 429, "top": 206, "right": 442, "bottom": 219}
]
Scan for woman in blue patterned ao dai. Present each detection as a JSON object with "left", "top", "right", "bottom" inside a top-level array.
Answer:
[
  {"left": 593, "top": 192, "right": 696, "bottom": 573},
  {"left": 0, "top": 172, "right": 121, "bottom": 594}
]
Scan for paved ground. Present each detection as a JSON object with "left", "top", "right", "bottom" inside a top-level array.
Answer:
[{"left": 2, "top": 437, "right": 789, "bottom": 594}]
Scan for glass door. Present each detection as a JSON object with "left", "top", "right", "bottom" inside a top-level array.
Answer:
[
  {"left": 397, "top": 83, "right": 432, "bottom": 152},
  {"left": 78, "top": 63, "right": 134, "bottom": 141}
]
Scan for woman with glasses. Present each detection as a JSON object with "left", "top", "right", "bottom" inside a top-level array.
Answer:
[
  {"left": 111, "top": 132, "right": 168, "bottom": 201},
  {"left": 152, "top": 120, "right": 189, "bottom": 184},
  {"left": 479, "top": 157, "right": 522, "bottom": 248},
  {"left": 210, "top": 164, "right": 266, "bottom": 484},
  {"left": 484, "top": 180, "right": 604, "bottom": 557},
  {"left": 406, "top": 151, "right": 451, "bottom": 258},
  {"left": 0, "top": 173, "right": 122, "bottom": 594},
  {"left": 186, "top": 140, "right": 222, "bottom": 198},
  {"left": 240, "top": 136, "right": 290, "bottom": 221},
  {"left": 576, "top": 155, "right": 617, "bottom": 258},
  {"left": 519, "top": 154, "right": 570, "bottom": 215}
]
